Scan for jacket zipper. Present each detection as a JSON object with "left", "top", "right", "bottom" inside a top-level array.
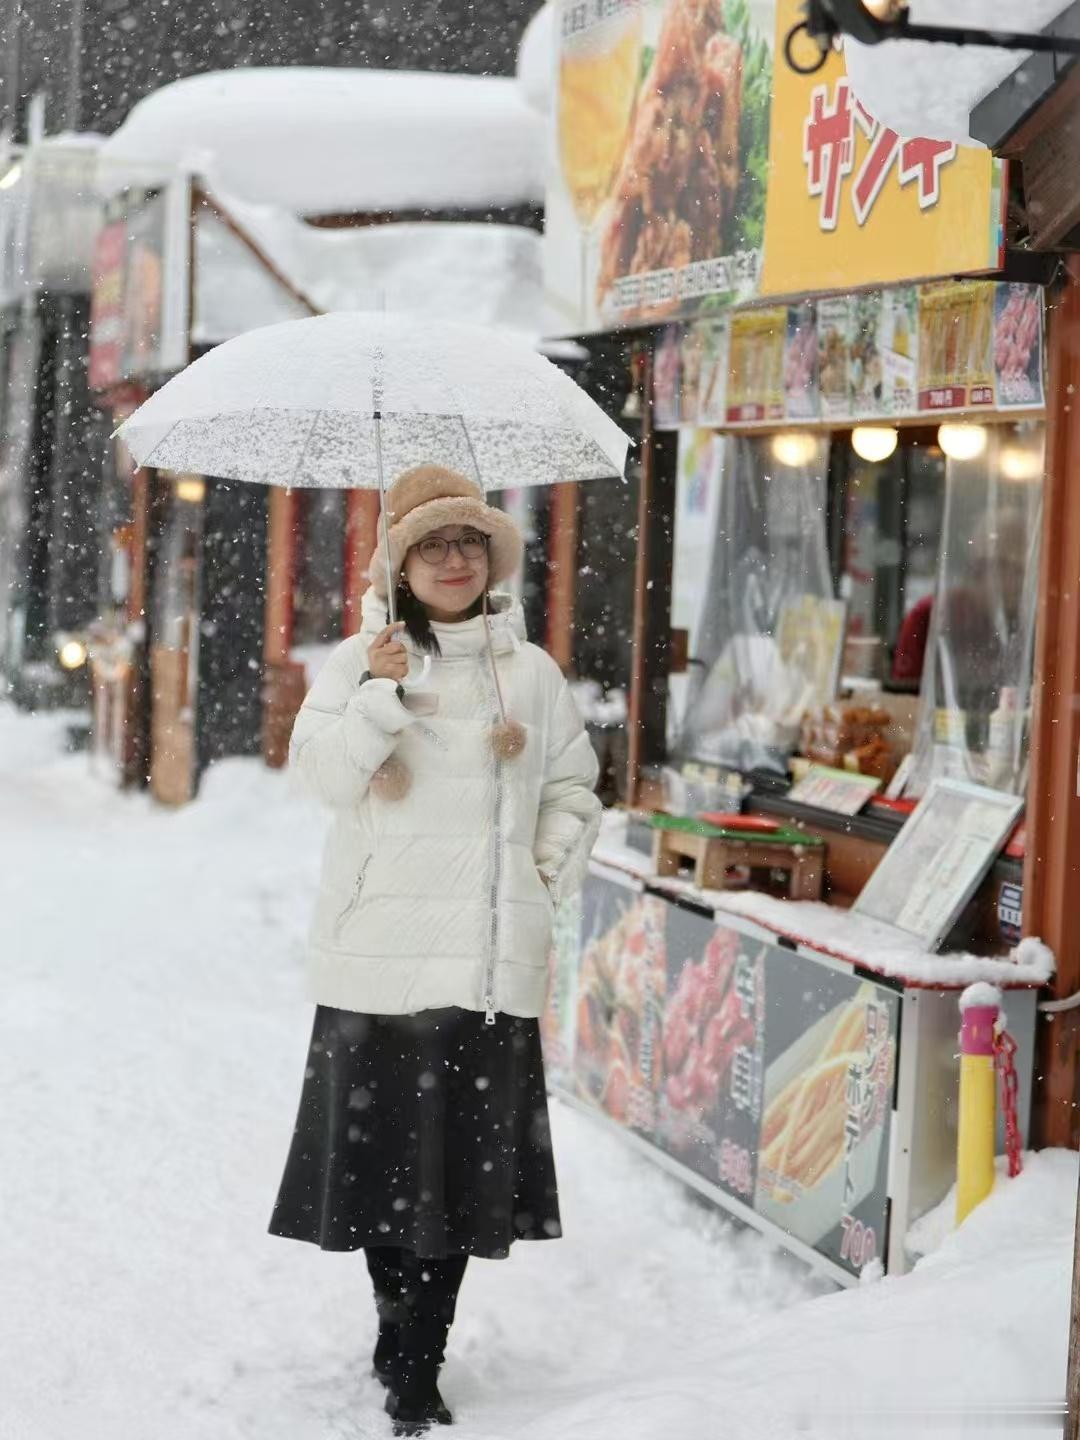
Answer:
[
  {"left": 482, "top": 659, "right": 504, "bottom": 1025},
  {"left": 334, "top": 856, "right": 371, "bottom": 937}
]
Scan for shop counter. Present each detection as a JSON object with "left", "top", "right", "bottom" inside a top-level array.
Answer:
[{"left": 542, "top": 840, "right": 1048, "bottom": 1287}]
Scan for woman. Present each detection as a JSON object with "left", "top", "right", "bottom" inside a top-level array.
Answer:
[{"left": 269, "top": 465, "right": 601, "bottom": 1436}]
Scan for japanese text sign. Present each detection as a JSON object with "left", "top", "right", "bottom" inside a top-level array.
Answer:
[{"left": 759, "top": 0, "right": 1004, "bottom": 298}]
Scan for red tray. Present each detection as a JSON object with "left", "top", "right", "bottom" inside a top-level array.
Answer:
[{"left": 698, "top": 812, "right": 782, "bottom": 834}]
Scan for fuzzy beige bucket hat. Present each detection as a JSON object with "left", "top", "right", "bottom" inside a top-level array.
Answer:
[{"left": 368, "top": 464, "right": 524, "bottom": 599}]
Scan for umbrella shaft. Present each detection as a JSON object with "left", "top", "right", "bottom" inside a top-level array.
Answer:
[{"left": 374, "top": 410, "right": 396, "bottom": 625}]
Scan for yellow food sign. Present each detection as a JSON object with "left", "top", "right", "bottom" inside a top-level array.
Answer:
[{"left": 760, "top": 0, "right": 1005, "bottom": 298}]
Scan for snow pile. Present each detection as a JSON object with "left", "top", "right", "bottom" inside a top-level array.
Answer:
[
  {"left": 195, "top": 193, "right": 544, "bottom": 341},
  {"left": 98, "top": 68, "right": 546, "bottom": 215},
  {"left": 0, "top": 704, "right": 1072, "bottom": 1439},
  {"left": 844, "top": 0, "right": 1071, "bottom": 145},
  {"left": 592, "top": 810, "right": 1055, "bottom": 988},
  {"left": 517, "top": 3, "right": 555, "bottom": 116}
]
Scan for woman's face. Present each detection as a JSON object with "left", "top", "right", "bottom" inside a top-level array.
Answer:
[{"left": 403, "top": 524, "right": 489, "bottom": 620}]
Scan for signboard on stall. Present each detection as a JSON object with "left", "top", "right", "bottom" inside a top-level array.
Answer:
[
  {"left": 760, "top": 0, "right": 1004, "bottom": 298},
  {"left": 545, "top": 0, "right": 1005, "bottom": 338},
  {"left": 663, "top": 281, "right": 1044, "bottom": 429},
  {"left": 546, "top": 0, "right": 773, "bottom": 335},
  {"left": 553, "top": 869, "right": 900, "bottom": 1277},
  {"left": 88, "top": 179, "right": 191, "bottom": 392}
]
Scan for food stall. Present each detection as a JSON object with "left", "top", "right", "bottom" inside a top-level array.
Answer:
[{"left": 541, "top": 0, "right": 1054, "bottom": 1280}]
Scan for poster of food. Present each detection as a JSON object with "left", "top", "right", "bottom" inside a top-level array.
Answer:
[
  {"left": 653, "top": 324, "right": 682, "bottom": 429},
  {"left": 879, "top": 286, "right": 918, "bottom": 415},
  {"left": 775, "top": 594, "right": 847, "bottom": 708},
  {"left": 695, "top": 317, "right": 731, "bottom": 425},
  {"left": 563, "top": 874, "right": 903, "bottom": 1275},
  {"left": 574, "top": 873, "right": 667, "bottom": 1134},
  {"left": 849, "top": 291, "right": 884, "bottom": 417},
  {"left": 783, "top": 302, "right": 819, "bottom": 420},
  {"left": 817, "top": 296, "right": 851, "bottom": 421},
  {"left": 546, "top": 0, "right": 773, "bottom": 336},
  {"left": 726, "top": 307, "right": 785, "bottom": 423},
  {"left": 653, "top": 911, "right": 765, "bottom": 1196},
  {"left": 918, "top": 280, "right": 995, "bottom": 411},
  {"left": 993, "top": 283, "right": 1045, "bottom": 408},
  {"left": 754, "top": 951, "right": 899, "bottom": 1276}
]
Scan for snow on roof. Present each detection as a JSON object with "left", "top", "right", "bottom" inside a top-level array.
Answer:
[
  {"left": 97, "top": 67, "right": 546, "bottom": 215},
  {"left": 193, "top": 189, "right": 544, "bottom": 343},
  {"left": 843, "top": 0, "right": 1071, "bottom": 145},
  {"left": 517, "top": 3, "right": 554, "bottom": 115}
]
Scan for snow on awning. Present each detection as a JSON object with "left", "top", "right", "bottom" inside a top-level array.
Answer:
[
  {"left": 517, "top": 2, "right": 554, "bottom": 116},
  {"left": 843, "top": 0, "right": 1072, "bottom": 145},
  {"left": 97, "top": 67, "right": 545, "bottom": 215},
  {"left": 193, "top": 190, "right": 544, "bottom": 344}
]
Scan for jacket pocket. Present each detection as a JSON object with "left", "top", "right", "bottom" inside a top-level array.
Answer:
[{"left": 334, "top": 856, "right": 371, "bottom": 938}]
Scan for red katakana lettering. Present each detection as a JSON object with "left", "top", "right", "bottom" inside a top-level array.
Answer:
[
  {"left": 852, "top": 101, "right": 901, "bottom": 226},
  {"left": 899, "top": 136, "right": 957, "bottom": 208},
  {"left": 803, "top": 80, "right": 854, "bottom": 232}
]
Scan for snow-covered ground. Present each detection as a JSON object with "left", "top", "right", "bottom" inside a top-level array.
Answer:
[{"left": 1, "top": 704, "right": 1072, "bottom": 1439}]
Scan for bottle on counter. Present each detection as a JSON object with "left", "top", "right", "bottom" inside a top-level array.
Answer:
[{"left": 985, "top": 686, "right": 1019, "bottom": 789}]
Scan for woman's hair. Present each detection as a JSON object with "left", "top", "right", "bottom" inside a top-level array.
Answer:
[{"left": 392, "top": 582, "right": 486, "bottom": 655}]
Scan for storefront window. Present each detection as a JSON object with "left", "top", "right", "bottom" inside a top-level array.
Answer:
[
  {"left": 908, "top": 422, "right": 1043, "bottom": 796},
  {"left": 676, "top": 433, "right": 835, "bottom": 774},
  {"left": 838, "top": 432, "right": 947, "bottom": 683}
]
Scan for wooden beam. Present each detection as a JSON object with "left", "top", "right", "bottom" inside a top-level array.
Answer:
[
  {"left": 343, "top": 490, "right": 381, "bottom": 637},
  {"left": 545, "top": 482, "right": 579, "bottom": 671},
  {"left": 193, "top": 186, "right": 322, "bottom": 318},
  {"left": 264, "top": 488, "right": 298, "bottom": 664},
  {"left": 626, "top": 349, "right": 653, "bottom": 805},
  {"left": 1024, "top": 259, "right": 1080, "bottom": 1149}
]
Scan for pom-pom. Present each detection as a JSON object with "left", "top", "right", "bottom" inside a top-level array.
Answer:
[
  {"left": 370, "top": 755, "right": 412, "bottom": 801},
  {"left": 491, "top": 719, "right": 527, "bottom": 761}
]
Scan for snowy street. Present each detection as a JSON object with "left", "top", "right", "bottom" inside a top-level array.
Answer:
[{"left": 1, "top": 705, "right": 1073, "bottom": 1440}]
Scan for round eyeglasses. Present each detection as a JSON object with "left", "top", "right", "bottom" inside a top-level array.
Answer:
[{"left": 415, "top": 531, "right": 489, "bottom": 566}]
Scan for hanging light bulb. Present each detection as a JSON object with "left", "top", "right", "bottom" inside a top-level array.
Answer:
[
  {"left": 999, "top": 445, "right": 1043, "bottom": 483},
  {"left": 938, "top": 423, "right": 988, "bottom": 462},
  {"left": 851, "top": 426, "right": 898, "bottom": 463},
  {"left": 174, "top": 475, "right": 206, "bottom": 503},
  {"left": 770, "top": 431, "right": 819, "bottom": 468}
]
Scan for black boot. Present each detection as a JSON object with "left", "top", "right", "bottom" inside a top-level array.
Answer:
[
  {"left": 384, "top": 1250, "right": 467, "bottom": 1434},
  {"left": 373, "top": 1319, "right": 398, "bottom": 1388},
  {"left": 365, "top": 1247, "right": 408, "bottom": 1389},
  {"left": 384, "top": 1385, "right": 453, "bottom": 1435}
]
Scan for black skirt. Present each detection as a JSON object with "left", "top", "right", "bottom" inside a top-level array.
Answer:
[{"left": 268, "top": 1005, "right": 562, "bottom": 1260}]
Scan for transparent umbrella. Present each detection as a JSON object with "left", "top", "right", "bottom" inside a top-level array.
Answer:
[{"left": 118, "top": 311, "right": 630, "bottom": 621}]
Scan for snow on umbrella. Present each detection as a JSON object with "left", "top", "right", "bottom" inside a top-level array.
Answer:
[{"left": 118, "top": 311, "right": 629, "bottom": 620}]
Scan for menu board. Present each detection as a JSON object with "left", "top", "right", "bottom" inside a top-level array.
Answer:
[
  {"left": 555, "top": 872, "right": 901, "bottom": 1277},
  {"left": 656, "top": 282, "right": 1044, "bottom": 431},
  {"left": 853, "top": 778, "right": 1024, "bottom": 950}
]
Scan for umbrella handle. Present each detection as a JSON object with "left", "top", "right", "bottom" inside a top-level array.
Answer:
[{"left": 404, "top": 654, "right": 432, "bottom": 691}]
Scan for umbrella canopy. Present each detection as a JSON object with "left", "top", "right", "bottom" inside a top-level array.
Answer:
[{"left": 117, "top": 312, "right": 630, "bottom": 491}]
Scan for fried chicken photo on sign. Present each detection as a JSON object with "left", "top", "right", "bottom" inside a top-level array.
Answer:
[{"left": 596, "top": 0, "right": 742, "bottom": 314}]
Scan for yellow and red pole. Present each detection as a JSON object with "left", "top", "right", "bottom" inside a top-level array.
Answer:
[{"left": 956, "top": 983, "right": 1002, "bottom": 1225}]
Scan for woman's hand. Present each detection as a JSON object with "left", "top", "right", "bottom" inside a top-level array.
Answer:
[{"left": 367, "top": 623, "right": 409, "bottom": 684}]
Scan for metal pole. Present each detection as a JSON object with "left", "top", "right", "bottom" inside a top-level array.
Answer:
[{"left": 374, "top": 409, "right": 395, "bottom": 624}]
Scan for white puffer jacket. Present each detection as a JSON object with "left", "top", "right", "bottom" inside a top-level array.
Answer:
[{"left": 290, "top": 589, "right": 602, "bottom": 1020}]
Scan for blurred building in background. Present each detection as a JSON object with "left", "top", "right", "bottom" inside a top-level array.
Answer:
[{"left": 0, "top": 0, "right": 546, "bottom": 782}]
